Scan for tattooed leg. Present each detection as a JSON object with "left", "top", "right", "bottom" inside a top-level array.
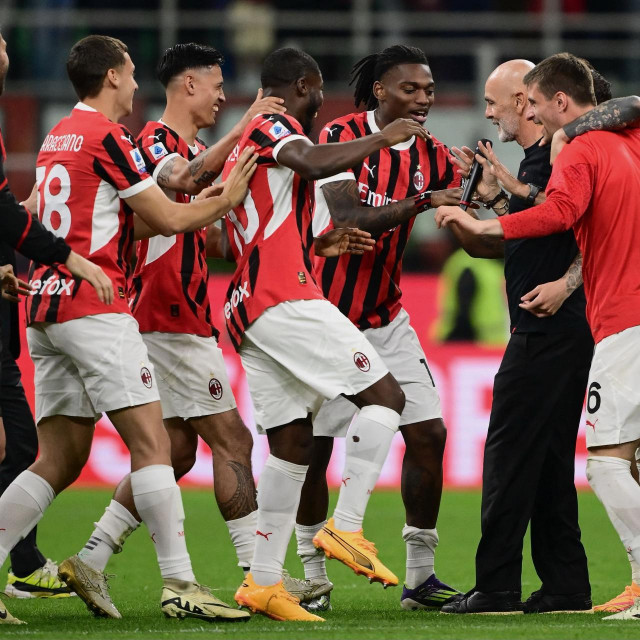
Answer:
[{"left": 189, "top": 410, "right": 257, "bottom": 521}]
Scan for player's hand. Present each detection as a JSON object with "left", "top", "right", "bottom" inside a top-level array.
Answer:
[
  {"left": 380, "top": 118, "right": 430, "bottom": 146},
  {"left": 221, "top": 146, "right": 259, "bottom": 208},
  {"left": 0, "top": 264, "right": 32, "bottom": 303},
  {"left": 242, "top": 89, "right": 286, "bottom": 125},
  {"left": 194, "top": 183, "right": 225, "bottom": 200},
  {"left": 477, "top": 140, "right": 522, "bottom": 196},
  {"left": 434, "top": 206, "right": 504, "bottom": 239},
  {"left": 431, "top": 187, "right": 464, "bottom": 208},
  {"left": 64, "top": 251, "right": 113, "bottom": 305},
  {"left": 519, "top": 280, "right": 569, "bottom": 317},
  {"left": 314, "top": 227, "right": 376, "bottom": 257},
  {"left": 548, "top": 127, "right": 570, "bottom": 165},
  {"left": 451, "top": 144, "right": 498, "bottom": 201}
]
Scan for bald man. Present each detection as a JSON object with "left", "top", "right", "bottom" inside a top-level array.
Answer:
[{"left": 441, "top": 59, "right": 595, "bottom": 614}]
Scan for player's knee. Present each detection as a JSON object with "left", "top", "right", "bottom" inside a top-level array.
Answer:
[
  {"left": 402, "top": 419, "right": 446, "bottom": 460},
  {"left": 128, "top": 426, "right": 171, "bottom": 464}
]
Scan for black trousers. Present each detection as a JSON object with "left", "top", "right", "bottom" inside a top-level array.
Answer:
[
  {"left": 475, "top": 329, "right": 593, "bottom": 595},
  {"left": 0, "top": 350, "right": 46, "bottom": 576}
]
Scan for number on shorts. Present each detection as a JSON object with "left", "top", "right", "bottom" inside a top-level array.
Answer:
[
  {"left": 36, "top": 164, "right": 72, "bottom": 239},
  {"left": 420, "top": 358, "right": 435, "bottom": 387},
  {"left": 587, "top": 381, "right": 601, "bottom": 414}
]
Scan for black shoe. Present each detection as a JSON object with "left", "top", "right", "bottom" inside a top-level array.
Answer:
[
  {"left": 440, "top": 590, "right": 523, "bottom": 615},
  {"left": 522, "top": 590, "right": 592, "bottom": 614}
]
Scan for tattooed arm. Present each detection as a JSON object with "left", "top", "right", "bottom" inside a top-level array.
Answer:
[
  {"left": 321, "top": 179, "right": 462, "bottom": 237},
  {"left": 519, "top": 251, "right": 583, "bottom": 317},
  {"left": 551, "top": 96, "right": 640, "bottom": 163}
]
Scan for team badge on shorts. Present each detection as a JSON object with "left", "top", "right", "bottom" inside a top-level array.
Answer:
[
  {"left": 354, "top": 352, "right": 371, "bottom": 372},
  {"left": 209, "top": 378, "right": 223, "bottom": 400},
  {"left": 140, "top": 367, "right": 153, "bottom": 388},
  {"left": 413, "top": 169, "right": 425, "bottom": 192}
]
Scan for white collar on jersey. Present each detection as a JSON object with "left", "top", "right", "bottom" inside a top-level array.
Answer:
[
  {"left": 158, "top": 118, "right": 200, "bottom": 155},
  {"left": 366, "top": 110, "right": 416, "bottom": 151},
  {"left": 74, "top": 102, "right": 97, "bottom": 112}
]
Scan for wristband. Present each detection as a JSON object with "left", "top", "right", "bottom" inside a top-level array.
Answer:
[
  {"left": 483, "top": 189, "right": 508, "bottom": 209},
  {"left": 526, "top": 183, "right": 541, "bottom": 204},
  {"left": 414, "top": 190, "right": 432, "bottom": 213}
]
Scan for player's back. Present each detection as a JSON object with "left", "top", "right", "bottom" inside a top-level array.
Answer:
[
  {"left": 27, "top": 103, "right": 153, "bottom": 324},
  {"left": 221, "top": 113, "right": 324, "bottom": 349},
  {"left": 569, "top": 128, "right": 640, "bottom": 340}
]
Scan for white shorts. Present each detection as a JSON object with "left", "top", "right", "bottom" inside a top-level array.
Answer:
[
  {"left": 142, "top": 332, "right": 237, "bottom": 420},
  {"left": 27, "top": 313, "right": 160, "bottom": 424},
  {"left": 240, "top": 299, "right": 388, "bottom": 432},
  {"left": 585, "top": 324, "right": 640, "bottom": 448},
  {"left": 313, "top": 308, "right": 441, "bottom": 437}
]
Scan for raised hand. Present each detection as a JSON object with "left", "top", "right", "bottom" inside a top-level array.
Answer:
[
  {"left": 314, "top": 227, "right": 376, "bottom": 257},
  {"left": 240, "top": 88, "right": 286, "bottom": 127},
  {"left": 222, "top": 146, "right": 259, "bottom": 208},
  {"left": 64, "top": 251, "right": 113, "bottom": 305},
  {"left": 477, "top": 140, "right": 521, "bottom": 195},
  {"left": 381, "top": 118, "right": 430, "bottom": 146}
]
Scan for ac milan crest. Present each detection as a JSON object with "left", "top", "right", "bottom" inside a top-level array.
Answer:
[
  {"left": 140, "top": 367, "right": 153, "bottom": 388},
  {"left": 209, "top": 378, "right": 223, "bottom": 400},
  {"left": 413, "top": 170, "right": 425, "bottom": 192},
  {"left": 353, "top": 352, "right": 371, "bottom": 372}
]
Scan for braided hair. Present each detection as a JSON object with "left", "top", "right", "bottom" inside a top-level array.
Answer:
[{"left": 351, "top": 45, "right": 429, "bottom": 110}]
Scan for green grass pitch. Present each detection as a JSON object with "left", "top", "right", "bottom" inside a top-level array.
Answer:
[{"left": 0, "top": 487, "right": 637, "bottom": 639}]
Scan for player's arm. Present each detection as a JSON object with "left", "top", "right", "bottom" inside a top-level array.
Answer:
[
  {"left": 156, "top": 90, "right": 285, "bottom": 195},
  {"left": 444, "top": 207, "right": 505, "bottom": 259},
  {"left": 320, "top": 178, "right": 461, "bottom": 237},
  {"left": 276, "top": 118, "right": 428, "bottom": 181},
  {"left": 518, "top": 251, "right": 583, "bottom": 317},
  {"left": 550, "top": 96, "right": 640, "bottom": 162},
  {"left": 205, "top": 224, "right": 224, "bottom": 258},
  {"left": 126, "top": 147, "right": 257, "bottom": 236}
]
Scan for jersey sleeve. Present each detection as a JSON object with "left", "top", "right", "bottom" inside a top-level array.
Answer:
[
  {"left": 94, "top": 125, "right": 155, "bottom": 199},
  {"left": 137, "top": 125, "right": 181, "bottom": 182},
  {"left": 316, "top": 120, "right": 358, "bottom": 189},
  {"left": 245, "top": 114, "right": 309, "bottom": 165},
  {"left": 500, "top": 150, "right": 594, "bottom": 240}
]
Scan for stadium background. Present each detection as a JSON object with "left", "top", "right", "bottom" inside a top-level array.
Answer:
[{"left": 1, "top": 0, "right": 634, "bottom": 490}]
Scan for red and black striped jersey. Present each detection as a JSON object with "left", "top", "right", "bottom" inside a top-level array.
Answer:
[
  {"left": 221, "top": 114, "right": 324, "bottom": 350},
  {"left": 313, "top": 110, "right": 460, "bottom": 329},
  {"left": 26, "top": 103, "right": 154, "bottom": 324},
  {"left": 129, "top": 121, "right": 218, "bottom": 338}
]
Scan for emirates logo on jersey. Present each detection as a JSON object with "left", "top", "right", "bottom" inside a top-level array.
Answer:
[
  {"left": 353, "top": 352, "right": 371, "bottom": 372},
  {"left": 209, "top": 378, "right": 223, "bottom": 400},
  {"left": 140, "top": 367, "right": 153, "bottom": 388},
  {"left": 413, "top": 170, "right": 425, "bottom": 191}
]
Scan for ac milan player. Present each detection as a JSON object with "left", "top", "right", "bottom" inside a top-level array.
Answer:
[
  {"left": 0, "top": 35, "right": 258, "bottom": 624},
  {"left": 223, "top": 47, "right": 430, "bottom": 622},
  {"left": 435, "top": 53, "right": 640, "bottom": 623},
  {"left": 290, "top": 45, "right": 463, "bottom": 613},
  {"left": 72, "top": 42, "right": 286, "bottom": 592}
]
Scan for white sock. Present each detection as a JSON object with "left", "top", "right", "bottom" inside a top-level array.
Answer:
[
  {"left": 333, "top": 405, "right": 400, "bottom": 532},
  {"left": 130, "top": 465, "right": 194, "bottom": 582},
  {"left": 226, "top": 510, "right": 257, "bottom": 574},
  {"left": 402, "top": 525, "right": 438, "bottom": 588},
  {"left": 0, "top": 471, "right": 55, "bottom": 566},
  {"left": 250, "top": 455, "right": 308, "bottom": 587},
  {"left": 586, "top": 456, "right": 640, "bottom": 565},
  {"left": 77, "top": 499, "right": 140, "bottom": 571},
  {"left": 295, "top": 521, "right": 327, "bottom": 581}
]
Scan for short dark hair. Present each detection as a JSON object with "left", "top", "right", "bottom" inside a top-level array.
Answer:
[
  {"left": 157, "top": 43, "right": 224, "bottom": 88},
  {"left": 261, "top": 48, "right": 320, "bottom": 89},
  {"left": 523, "top": 52, "right": 596, "bottom": 107},
  {"left": 66, "top": 35, "right": 128, "bottom": 101},
  {"left": 351, "top": 45, "right": 429, "bottom": 110}
]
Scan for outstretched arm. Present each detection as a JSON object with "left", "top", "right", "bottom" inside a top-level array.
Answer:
[
  {"left": 276, "top": 118, "right": 428, "bottom": 181},
  {"left": 321, "top": 179, "right": 461, "bottom": 236},
  {"left": 156, "top": 90, "right": 286, "bottom": 194}
]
